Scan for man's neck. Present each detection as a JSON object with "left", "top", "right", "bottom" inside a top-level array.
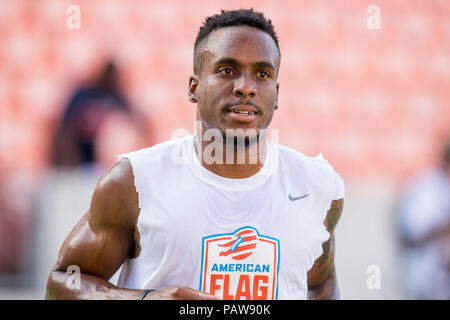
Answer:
[{"left": 194, "top": 133, "right": 267, "bottom": 179}]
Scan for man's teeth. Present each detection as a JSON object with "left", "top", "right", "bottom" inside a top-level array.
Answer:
[{"left": 232, "top": 110, "right": 255, "bottom": 114}]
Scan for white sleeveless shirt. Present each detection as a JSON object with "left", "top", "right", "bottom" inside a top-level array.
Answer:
[{"left": 116, "top": 134, "right": 344, "bottom": 300}]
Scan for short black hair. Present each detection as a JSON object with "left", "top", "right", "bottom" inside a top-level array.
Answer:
[{"left": 193, "top": 9, "right": 280, "bottom": 75}]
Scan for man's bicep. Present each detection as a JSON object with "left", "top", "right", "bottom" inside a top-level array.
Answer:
[
  {"left": 307, "top": 234, "right": 336, "bottom": 288},
  {"left": 52, "top": 159, "right": 139, "bottom": 280},
  {"left": 52, "top": 210, "right": 133, "bottom": 281}
]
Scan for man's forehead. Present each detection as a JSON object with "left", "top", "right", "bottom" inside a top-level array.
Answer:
[{"left": 200, "top": 26, "right": 280, "bottom": 68}]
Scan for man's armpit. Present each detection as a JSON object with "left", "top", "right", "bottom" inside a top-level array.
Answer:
[{"left": 129, "top": 225, "right": 141, "bottom": 259}]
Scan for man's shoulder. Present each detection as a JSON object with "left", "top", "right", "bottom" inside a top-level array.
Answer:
[
  {"left": 90, "top": 158, "right": 139, "bottom": 229},
  {"left": 274, "top": 142, "right": 334, "bottom": 172},
  {"left": 273, "top": 142, "right": 345, "bottom": 199}
]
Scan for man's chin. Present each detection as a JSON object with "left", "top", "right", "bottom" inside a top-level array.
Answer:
[{"left": 221, "top": 129, "right": 261, "bottom": 149}]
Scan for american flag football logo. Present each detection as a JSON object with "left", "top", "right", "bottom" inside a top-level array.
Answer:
[
  {"left": 200, "top": 226, "right": 280, "bottom": 300},
  {"left": 218, "top": 227, "right": 258, "bottom": 260}
]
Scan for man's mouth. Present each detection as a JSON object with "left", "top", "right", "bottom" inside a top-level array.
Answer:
[
  {"left": 226, "top": 104, "right": 259, "bottom": 113},
  {"left": 225, "top": 105, "right": 260, "bottom": 122},
  {"left": 230, "top": 110, "right": 256, "bottom": 115}
]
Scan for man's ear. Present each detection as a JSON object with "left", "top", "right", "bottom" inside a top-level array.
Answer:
[
  {"left": 275, "top": 82, "right": 280, "bottom": 110},
  {"left": 188, "top": 75, "right": 199, "bottom": 103}
]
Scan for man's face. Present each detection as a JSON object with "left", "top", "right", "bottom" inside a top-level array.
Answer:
[{"left": 190, "top": 26, "right": 280, "bottom": 139}]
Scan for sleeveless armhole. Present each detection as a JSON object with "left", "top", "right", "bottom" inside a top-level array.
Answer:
[
  {"left": 306, "top": 162, "right": 344, "bottom": 272},
  {"left": 115, "top": 154, "right": 145, "bottom": 211}
]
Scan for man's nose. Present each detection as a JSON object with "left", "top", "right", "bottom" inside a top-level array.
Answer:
[{"left": 233, "top": 74, "right": 257, "bottom": 99}]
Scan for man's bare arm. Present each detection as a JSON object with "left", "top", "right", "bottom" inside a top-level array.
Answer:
[
  {"left": 46, "top": 159, "right": 144, "bottom": 299},
  {"left": 307, "top": 199, "right": 344, "bottom": 300},
  {"left": 46, "top": 159, "right": 219, "bottom": 300}
]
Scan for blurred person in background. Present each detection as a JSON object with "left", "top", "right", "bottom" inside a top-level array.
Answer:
[
  {"left": 0, "top": 173, "right": 21, "bottom": 276},
  {"left": 395, "top": 139, "right": 450, "bottom": 299},
  {"left": 51, "top": 61, "right": 147, "bottom": 168},
  {"left": 0, "top": 169, "right": 35, "bottom": 285}
]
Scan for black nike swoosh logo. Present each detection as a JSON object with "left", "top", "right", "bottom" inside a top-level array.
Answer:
[{"left": 288, "top": 193, "right": 310, "bottom": 201}]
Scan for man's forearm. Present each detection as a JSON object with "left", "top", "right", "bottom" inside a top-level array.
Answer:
[
  {"left": 46, "top": 271, "right": 144, "bottom": 300},
  {"left": 307, "top": 272, "right": 340, "bottom": 300}
]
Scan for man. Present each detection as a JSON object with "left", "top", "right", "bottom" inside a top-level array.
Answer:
[{"left": 46, "top": 9, "right": 344, "bottom": 300}]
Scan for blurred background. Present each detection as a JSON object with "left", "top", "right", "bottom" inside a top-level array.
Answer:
[{"left": 0, "top": 0, "right": 449, "bottom": 299}]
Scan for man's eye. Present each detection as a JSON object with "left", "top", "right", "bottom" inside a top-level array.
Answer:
[
  {"left": 257, "top": 71, "right": 269, "bottom": 79},
  {"left": 220, "top": 68, "right": 234, "bottom": 76}
]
